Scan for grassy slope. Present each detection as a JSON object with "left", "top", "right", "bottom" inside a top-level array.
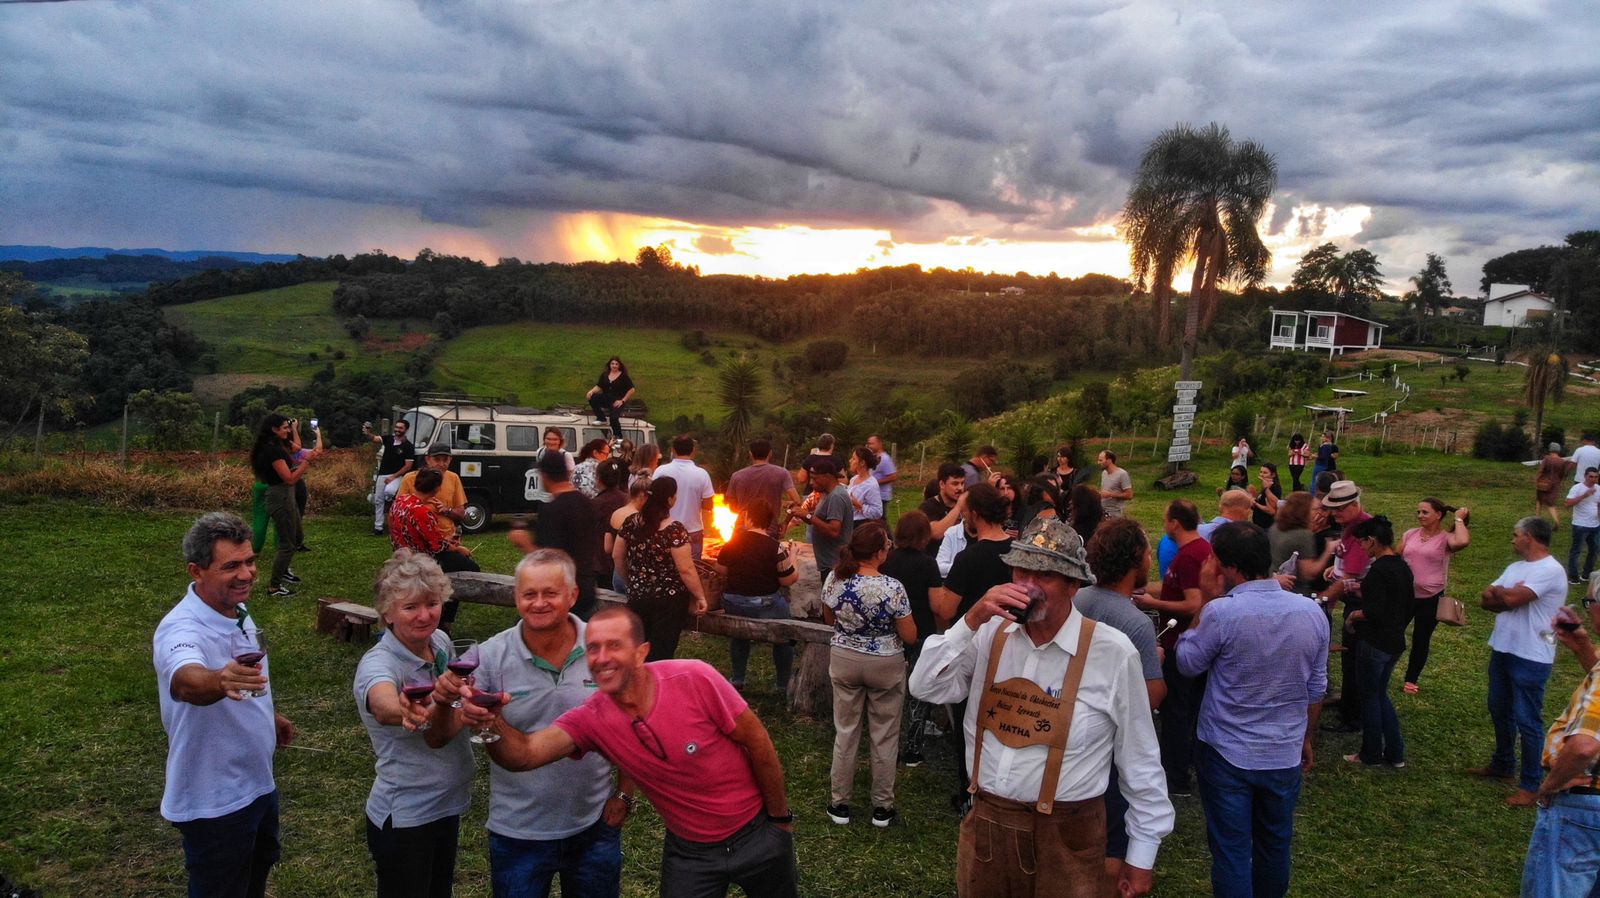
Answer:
[{"left": 4, "top": 438, "right": 1600, "bottom": 895}]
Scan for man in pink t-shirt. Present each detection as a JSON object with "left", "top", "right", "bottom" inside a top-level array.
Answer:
[{"left": 462, "top": 606, "right": 797, "bottom": 897}]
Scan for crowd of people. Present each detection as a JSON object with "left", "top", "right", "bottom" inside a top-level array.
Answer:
[{"left": 160, "top": 413, "right": 1600, "bottom": 898}]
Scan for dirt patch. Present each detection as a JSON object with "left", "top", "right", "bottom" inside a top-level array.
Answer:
[
  {"left": 1339, "top": 348, "right": 1451, "bottom": 365},
  {"left": 363, "top": 332, "right": 432, "bottom": 352},
  {"left": 192, "top": 373, "right": 305, "bottom": 405}
]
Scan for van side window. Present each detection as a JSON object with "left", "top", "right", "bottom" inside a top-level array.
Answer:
[
  {"left": 507, "top": 426, "right": 540, "bottom": 452},
  {"left": 450, "top": 423, "right": 495, "bottom": 451}
]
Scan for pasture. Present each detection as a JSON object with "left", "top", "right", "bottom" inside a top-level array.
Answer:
[{"left": 2, "top": 440, "right": 1595, "bottom": 896}]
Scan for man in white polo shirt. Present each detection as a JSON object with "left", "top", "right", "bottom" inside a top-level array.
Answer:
[
  {"left": 154, "top": 512, "right": 296, "bottom": 898},
  {"left": 653, "top": 434, "right": 715, "bottom": 560}
]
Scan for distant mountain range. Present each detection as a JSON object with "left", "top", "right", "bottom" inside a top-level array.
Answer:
[{"left": 0, "top": 245, "right": 304, "bottom": 264}]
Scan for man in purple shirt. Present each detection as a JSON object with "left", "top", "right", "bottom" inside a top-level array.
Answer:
[
  {"left": 1176, "top": 522, "right": 1329, "bottom": 898},
  {"left": 726, "top": 438, "right": 800, "bottom": 538}
]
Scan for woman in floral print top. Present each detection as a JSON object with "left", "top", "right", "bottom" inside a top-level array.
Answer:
[{"left": 820, "top": 521, "right": 918, "bottom": 826}]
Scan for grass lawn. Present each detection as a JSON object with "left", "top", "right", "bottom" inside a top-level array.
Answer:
[
  {"left": 165, "top": 281, "right": 415, "bottom": 383},
  {"left": 4, "top": 439, "right": 1597, "bottom": 896}
]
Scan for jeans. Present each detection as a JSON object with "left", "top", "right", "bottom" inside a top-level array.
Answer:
[
  {"left": 1404, "top": 592, "right": 1441, "bottom": 685},
  {"left": 172, "top": 790, "right": 280, "bottom": 898},
  {"left": 1159, "top": 649, "right": 1202, "bottom": 791},
  {"left": 366, "top": 814, "right": 460, "bottom": 898},
  {"left": 610, "top": 571, "right": 627, "bottom": 596},
  {"left": 722, "top": 592, "right": 793, "bottom": 691},
  {"left": 588, "top": 394, "right": 623, "bottom": 439},
  {"left": 1571, "top": 525, "right": 1600, "bottom": 581},
  {"left": 660, "top": 813, "right": 797, "bottom": 898},
  {"left": 1521, "top": 792, "right": 1600, "bottom": 898},
  {"left": 1487, "top": 650, "right": 1553, "bottom": 793},
  {"left": 488, "top": 818, "right": 622, "bottom": 898},
  {"left": 1355, "top": 642, "right": 1404, "bottom": 764},
  {"left": 1195, "top": 741, "right": 1301, "bottom": 898}
]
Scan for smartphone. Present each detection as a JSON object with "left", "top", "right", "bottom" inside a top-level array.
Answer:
[{"left": 309, "top": 417, "right": 320, "bottom": 431}]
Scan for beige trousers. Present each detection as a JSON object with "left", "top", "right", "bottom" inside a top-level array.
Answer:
[{"left": 828, "top": 647, "right": 906, "bottom": 807}]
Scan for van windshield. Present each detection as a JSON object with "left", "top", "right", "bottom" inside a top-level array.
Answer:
[{"left": 401, "top": 411, "right": 437, "bottom": 447}]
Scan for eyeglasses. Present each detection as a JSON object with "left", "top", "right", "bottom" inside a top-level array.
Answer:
[{"left": 631, "top": 716, "right": 667, "bottom": 760}]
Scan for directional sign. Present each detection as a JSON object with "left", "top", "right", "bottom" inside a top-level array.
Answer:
[
  {"left": 1173, "top": 404, "right": 1198, "bottom": 415},
  {"left": 1167, "top": 449, "right": 1192, "bottom": 462},
  {"left": 1172, "top": 412, "right": 1194, "bottom": 425},
  {"left": 1174, "top": 380, "right": 1203, "bottom": 390},
  {"left": 1176, "top": 390, "right": 1198, "bottom": 403},
  {"left": 1170, "top": 435, "right": 1191, "bottom": 447}
]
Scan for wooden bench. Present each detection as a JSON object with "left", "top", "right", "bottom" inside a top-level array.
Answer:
[
  {"left": 448, "top": 572, "right": 837, "bottom": 716},
  {"left": 316, "top": 598, "right": 380, "bottom": 643}
]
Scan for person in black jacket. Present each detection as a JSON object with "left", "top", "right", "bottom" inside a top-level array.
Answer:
[
  {"left": 1343, "top": 515, "right": 1413, "bottom": 768},
  {"left": 585, "top": 356, "right": 636, "bottom": 439}
]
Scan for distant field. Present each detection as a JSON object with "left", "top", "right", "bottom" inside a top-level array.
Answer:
[{"left": 165, "top": 281, "right": 415, "bottom": 380}]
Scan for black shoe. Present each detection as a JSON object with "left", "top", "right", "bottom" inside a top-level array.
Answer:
[
  {"left": 872, "top": 807, "right": 896, "bottom": 828},
  {"left": 827, "top": 803, "right": 851, "bottom": 825},
  {"left": 373, "top": 528, "right": 387, "bottom": 537},
  {"left": 900, "top": 749, "right": 925, "bottom": 768},
  {"left": 282, "top": 570, "right": 301, "bottom": 584},
  {"left": 297, "top": 544, "right": 311, "bottom": 552},
  {"left": 268, "top": 585, "right": 294, "bottom": 598}
]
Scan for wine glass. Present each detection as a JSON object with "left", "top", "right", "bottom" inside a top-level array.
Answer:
[
  {"left": 401, "top": 671, "right": 436, "bottom": 733},
  {"left": 447, "top": 639, "right": 479, "bottom": 708},
  {"left": 231, "top": 628, "right": 268, "bottom": 700},
  {"left": 467, "top": 669, "right": 503, "bottom": 745},
  {"left": 1543, "top": 605, "right": 1582, "bottom": 645}
]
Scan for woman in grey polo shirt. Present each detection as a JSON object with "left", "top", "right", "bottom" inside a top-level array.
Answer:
[{"left": 355, "top": 550, "right": 475, "bottom": 898}]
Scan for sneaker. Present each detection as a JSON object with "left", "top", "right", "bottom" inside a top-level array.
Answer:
[
  {"left": 900, "top": 749, "right": 925, "bottom": 768},
  {"left": 282, "top": 570, "right": 302, "bottom": 584},
  {"left": 827, "top": 803, "right": 851, "bottom": 825},
  {"left": 1389, "top": 760, "right": 1407, "bottom": 769},
  {"left": 871, "top": 807, "right": 896, "bottom": 828},
  {"left": 268, "top": 585, "right": 294, "bottom": 598},
  {"left": 373, "top": 528, "right": 387, "bottom": 537},
  {"left": 924, "top": 720, "right": 946, "bottom": 737},
  {"left": 1506, "top": 789, "right": 1539, "bottom": 808}
]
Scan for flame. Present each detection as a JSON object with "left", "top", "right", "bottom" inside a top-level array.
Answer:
[{"left": 711, "top": 494, "right": 738, "bottom": 542}]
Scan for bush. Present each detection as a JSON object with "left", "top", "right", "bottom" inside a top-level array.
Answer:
[
  {"left": 1540, "top": 426, "right": 1567, "bottom": 452},
  {"left": 681, "top": 330, "right": 709, "bottom": 350},
  {"left": 802, "top": 339, "right": 850, "bottom": 374},
  {"left": 1472, "top": 421, "right": 1533, "bottom": 461}
]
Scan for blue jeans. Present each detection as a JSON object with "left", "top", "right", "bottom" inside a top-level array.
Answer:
[
  {"left": 1488, "top": 650, "right": 1553, "bottom": 793},
  {"left": 488, "top": 818, "right": 622, "bottom": 898},
  {"left": 1195, "top": 741, "right": 1301, "bottom": 898},
  {"left": 172, "top": 790, "right": 280, "bottom": 898},
  {"left": 1522, "top": 792, "right": 1600, "bottom": 898},
  {"left": 1355, "top": 642, "right": 1404, "bottom": 765},
  {"left": 722, "top": 592, "right": 793, "bottom": 691},
  {"left": 1571, "top": 525, "right": 1599, "bottom": 581}
]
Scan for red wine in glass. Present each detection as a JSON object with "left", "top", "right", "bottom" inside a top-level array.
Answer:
[
  {"left": 467, "top": 693, "right": 504, "bottom": 710},
  {"left": 235, "top": 651, "right": 266, "bottom": 666},
  {"left": 231, "top": 629, "right": 268, "bottom": 699},
  {"left": 468, "top": 672, "right": 503, "bottom": 744},
  {"left": 448, "top": 639, "right": 479, "bottom": 708},
  {"left": 401, "top": 672, "right": 436, "bottom": 732},
  {"left": 403, "top": 683, "right": 435, "bottom": 702}
]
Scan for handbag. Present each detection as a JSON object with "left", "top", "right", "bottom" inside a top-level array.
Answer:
[{"left": 1435, "top": 595, "right": 1467, "bottom": 627}]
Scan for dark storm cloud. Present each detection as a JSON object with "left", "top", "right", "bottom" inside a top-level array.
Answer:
[{"left": 1, "top": 0, "right": 1596, "bottom": 281}]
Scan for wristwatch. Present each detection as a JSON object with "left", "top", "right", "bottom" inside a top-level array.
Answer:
[
  {"left": 767, "top": 811, "right": 794, "bottom": 824},
  {"left": 613, "top": 792, "right": 635, "bottom": 810}
]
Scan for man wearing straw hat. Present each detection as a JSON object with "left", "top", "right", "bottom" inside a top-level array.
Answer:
[{"left": 910, "top": 517, "right": 1173, "bottom": 898}]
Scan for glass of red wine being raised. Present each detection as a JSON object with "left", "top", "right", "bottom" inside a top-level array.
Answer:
[
  {"left": 467, "top": 668, "right": 503, "bottom": 745},
  {"left": 401, "top": 671, "right": 436, "bottom": 732},
  {"left": 447, "top": 639, "right": 479, "bottom": 708},
  {"left": 231, "top": 628, "right": 268, "bottom": 700}
]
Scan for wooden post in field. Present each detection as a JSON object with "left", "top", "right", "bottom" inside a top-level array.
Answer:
[
  {"left": 919, "top": 443, "right": 926, "bottom": 474},
  {"left": 1271, "top": 418, "right": 1280, "bottom": 444},
  {"left": 212, "top": 412, "right": 221, "bottom": 454},
  {"left": 1152, "top": 421, "right": 1163, "bottom": 458},
  {"left": 782, "top": 444, "right": 790, "bottom": 472},
  {"left": 34, "top": 405, "right": 44, "bottom": 455},
  {"left": 120, "top": 405, "right": 130, "bottom": 470}
]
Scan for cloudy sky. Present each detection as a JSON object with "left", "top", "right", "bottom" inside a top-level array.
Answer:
[{"left": 3, "top": 0, "right": 1596, "bottom": 289}]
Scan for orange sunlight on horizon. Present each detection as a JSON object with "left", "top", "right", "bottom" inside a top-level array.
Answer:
[{"left": 544, "top": 202, "right": 1373, "bottom": 286}]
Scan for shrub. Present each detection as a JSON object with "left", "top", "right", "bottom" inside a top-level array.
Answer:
[
  {"left": 802, "top": 339, "right": 850, "bottom": 374},
  {"left": 681, "top": 330, "right": 709, "bottom": 350},
  {"left": 1473, "top": 421, "right": 1533, "bottom": 461}
]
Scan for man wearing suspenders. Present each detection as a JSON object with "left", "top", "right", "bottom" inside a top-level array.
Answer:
[{"left": 910, "top": 518, "right": 1173, "bottom": 898}]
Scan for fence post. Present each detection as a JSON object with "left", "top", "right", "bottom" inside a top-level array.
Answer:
[
  {"left": 1152, "top": 421, "right": 1163, "bottom": 458},
  {"left": 34, "top": 406, "right": 45, "bottom": 456},
  {"left": 212, "top": 412, "right": 221, "bottom": 454},
  {"left": 120, "top": 405, "right": 130, "bottom": 470}
]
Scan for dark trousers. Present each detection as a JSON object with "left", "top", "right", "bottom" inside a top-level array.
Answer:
[
  {"left": 173, "top": 790, "right": 280, "bottom": 898},
  {"left": 1404, "top": 593, "right": 1441, "bottom": 685},
  {"left": 660, "top": 813, "right": 797, "bottom": 898},
  {"left": 264, "top": 484, "right": 301, "bottom": 588},
  {"left": 631, "top": 594, "right": 689, "bottom": 662},
  {"left": 1288, "top": 464, "right": 1305, "bottom": 492},
  {"left": 1103, "top": 762, "right": 1131, "bottom": 860},
  {"left": 488, "top": 818, "right": 621, "bottom": 898},
  {"left": 574, "top": 575, "right": 598, "bottom": 620},
  {"left": 1336, "top": 611, "right": 1364, "bottom": 725},
  {"left": 366, "top": 814, "right": 460, "bottom": 898},
  {"left": 1571, "top": 525, "right": 1600, "bottom": 581},
  {"left": 588, "top": 394, "right": 623, "bottom": 438},
  {"left": 1195, "top": 741, "right": 1301, "bottom": 898},
  {"left": 1159, "top": 650, "right": 1202, "bottom": 791},
  {"left": 1355, "top": 642, "right": 1404, "bottom": 765},
  {"left": 432, "top": 551, "right": 481, "bottom": 626}
]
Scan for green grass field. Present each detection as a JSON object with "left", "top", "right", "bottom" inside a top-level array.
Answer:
[{"left": 5, "top": 438, "right": 1600, "bottom": 896}]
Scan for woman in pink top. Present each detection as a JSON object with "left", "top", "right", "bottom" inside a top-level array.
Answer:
[{"left": 1399, "top": 497, "right": 1471, "bottom": 693}]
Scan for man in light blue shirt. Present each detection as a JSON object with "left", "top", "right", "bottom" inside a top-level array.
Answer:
[{"left": 1176, "top": 522, "right": 1328, "bottom": 898}]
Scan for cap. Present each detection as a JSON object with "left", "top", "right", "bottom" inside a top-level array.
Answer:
[{"left": 427, "top": 443, "right": 453, "bottom": 457}]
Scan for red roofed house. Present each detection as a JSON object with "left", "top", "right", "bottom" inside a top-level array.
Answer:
[{"left": 1268, "top": 308, "right": 1387, "bottom": 357}]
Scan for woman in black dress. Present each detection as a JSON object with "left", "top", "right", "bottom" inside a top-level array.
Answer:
[
  {"left": 614, "top": 476, "right": 707, "bottom": 661},
  {"left": 586, "top": 356, "right": 636, "bottom": 439}
]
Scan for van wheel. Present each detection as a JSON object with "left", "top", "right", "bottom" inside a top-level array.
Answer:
[{"left": 460, "top": 494, "right": 492, "bottom": 534}]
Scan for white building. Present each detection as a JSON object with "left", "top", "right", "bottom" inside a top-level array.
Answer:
[{"left": 1482, "top": 284, "right": 1556, "bottom": 327}]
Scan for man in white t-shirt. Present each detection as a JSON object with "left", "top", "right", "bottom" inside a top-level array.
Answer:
[
  {"left": 1472, "top": 516, "right": 1570, "bottom": 807},
  {"left": 1565, "top": 466, "right": 1600, "bottom": 584},
  {"left": 154, "top": 512, "right": 297, "bottom": 898},
  {"left": 653, "top": 434, "right": 716, "bottom": 560},
  {"left": 1571, "top": 433, "right": 1600, "bottom": 484}
]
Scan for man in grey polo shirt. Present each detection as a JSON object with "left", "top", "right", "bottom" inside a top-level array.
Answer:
[{"left": 429, "top": 549, "right": 632, "bottom": 898}]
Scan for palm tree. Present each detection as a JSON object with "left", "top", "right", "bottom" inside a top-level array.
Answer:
[
  {"left": 1522, "top": 348, "right": 1570, "bottom": 458},
  {"left": 717, "top": 354, "right": 762, "bottom": 468},
  {"left": 1122, "top": 122, "right": 1277, "bottom": 380},
  {"left": 1404, "top": 253, "right": 1451, "bottom": 343}
]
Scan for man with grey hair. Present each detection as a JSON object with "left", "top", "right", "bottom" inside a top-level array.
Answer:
[
  {"left": 1197, "top": 489, "right": 1254, "bottom": 541},
  {"left": 911, "top": 517, "right": 1173, "bottom": 898},
  {"left": 155, "top": 512, "right": 297, "bottom": 898},
  {"left": 1473, "top": 516, "right": 1572, "bottom": 807},
  {"left": 428, "top": 548, "right": 629, "bottom": 896}
]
